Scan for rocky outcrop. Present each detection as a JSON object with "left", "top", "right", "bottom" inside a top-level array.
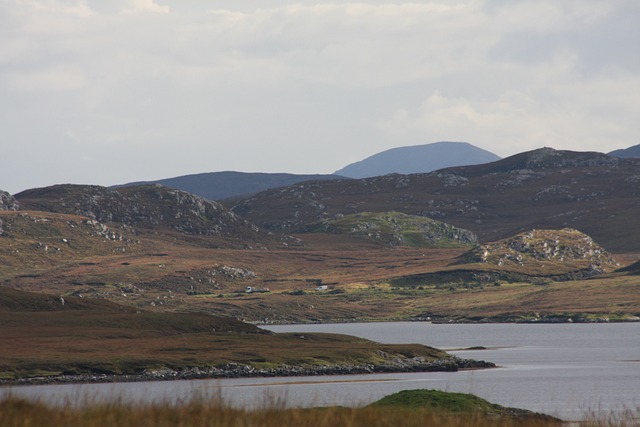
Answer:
[
  {"left": 0, "top": 190, "right": 18, "bottom": 211},
  {"left": 15, "top": 184, "right": 263, "bottom": 239},
  {"left": 466, "top": 228, "right": 618, "bottom": 273}
]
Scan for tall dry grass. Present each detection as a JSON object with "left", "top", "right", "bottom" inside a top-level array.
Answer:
[{"left": 0, "top": 396, "right": 638, "bottom": 427}]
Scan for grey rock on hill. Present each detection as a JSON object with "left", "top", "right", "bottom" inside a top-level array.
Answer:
[
  {"left": 335, "top": 142, "right": 501, "bottom": 178},
  {"left": 115, "top": 172, "right": 346, "bottom": 201},
  {"left": 609, "top": 144, "right": 640, "bottom": 158},
  {"left": 15, "top": 184, "right": 264, "bottom": 239},
  {"left": 0, "top": 190, "right": 18, "bottom": 211}
]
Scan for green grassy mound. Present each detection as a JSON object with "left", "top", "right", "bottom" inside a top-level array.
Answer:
[
  {"left": 370, "top": 389, "right": 560, "bottom": 421},
  {"left": 305, "top": 212, "right": 477, "bottom": 247}
]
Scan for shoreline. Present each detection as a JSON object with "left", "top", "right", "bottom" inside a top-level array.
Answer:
[
  {"left": 253, "top": 317, "right": 640, "bottom": 326},
  {"left": 0, "top": 357, "right": 495, "bottom": 387}
]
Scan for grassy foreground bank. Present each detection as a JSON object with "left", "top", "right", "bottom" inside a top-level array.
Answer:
[{"left": 0, "top": 390, "right": 637, "bottom": 427}]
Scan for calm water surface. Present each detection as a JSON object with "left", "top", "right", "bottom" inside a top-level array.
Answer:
[{"left": 2, "top": 323, "right": 639, "bottom": 421}]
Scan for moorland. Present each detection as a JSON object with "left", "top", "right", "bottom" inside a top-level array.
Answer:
[{"left": 1, "top": 147, "right": 639, "bottom": 391}]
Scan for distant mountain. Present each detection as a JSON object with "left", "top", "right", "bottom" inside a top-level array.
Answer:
[
  {"left": 15, "top": 184, "right": 265, "bottom": 241},
  {"left": 115, "top": 172, "right": 347, "bottom": 201},
  {"left": 334, "top": 142, "right": 501, "bottom": 178},
  {"left": 609, "top": 144, "right": 640, "bottom": 158},
  {"left": 229, "top": 148, "right": 640, "bottom": 252}
]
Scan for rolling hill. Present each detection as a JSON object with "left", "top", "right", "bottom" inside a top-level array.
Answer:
[
  {"left": 14, "top": 184, "right": 267, "bottom": 243},
  {"left": 3, "top": 147, "right": 640, "bottom": 325},
  {"left": 114, "top": 171, "right": 347, "bottom": 201},
  {"left": 334, "top": 142, "right": 501, "bottom": 178},
  {"left": 609, "top": 144, "right": 640, "bottom": 158},
  {"left": 229, "top": 147, "right": 640, "bottom": 252}
]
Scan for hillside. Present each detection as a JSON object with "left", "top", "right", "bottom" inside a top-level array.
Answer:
[
  {"left": 609, "top": 143, "right": 640, "bottom": 158},
  {"left": 386, "top": 228, "right": 620, "bottom": 299},
  {"left": 334, "top": 142, "right": 501, "bottom": 178},
  {"left": 14, "top": 184, "right": 267, "bottom": 243},
  {"left": 115, "top": 171, "right": 346, "bottom": 201},
  {"left": 230, "top": 148, "right": 640, "bottom": 252},
  {"left": 0, "top": 210, "right": 140, "bottom": 277}
]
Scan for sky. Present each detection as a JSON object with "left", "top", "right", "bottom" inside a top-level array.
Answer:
[{"left": 1, "top": 0, "right": 639, "bottom": 194}]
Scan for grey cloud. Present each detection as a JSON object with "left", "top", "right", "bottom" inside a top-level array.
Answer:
[{"left": 1, "top": 1, "right": 639, "bottom": 194}]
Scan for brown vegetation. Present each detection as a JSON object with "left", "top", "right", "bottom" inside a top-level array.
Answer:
[
  {"left": 0, "top": 396, "right": 637, "bottom": 427},
  {"left": 2, "top": 209, "right": 639, "bottom": 323},
  {"left": 0, "top": 287, "right": 452, "bottom": 381}
]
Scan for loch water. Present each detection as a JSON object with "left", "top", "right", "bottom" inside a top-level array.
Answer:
[{"left": 2, "top": 322, "right": 639, "bottom": 421}]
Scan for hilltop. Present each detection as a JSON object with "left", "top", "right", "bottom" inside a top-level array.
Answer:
[
  {"left": 609, "top": 143, "right": 640, "bottom": 158},
  {"left": 335, "top": 142, "right": 501, "bottom": 178},
  {"left": 465, "top": 228, "right": 617, "bottom": 274},
  {"left": 14, "top": 184, "right": 268, "bottom": 244},
  {"left": 229, "top": 148, "right": 640, "bottom": 252},
  {"left": 115, "top": 171, "right": 346, "bottom": 201}
]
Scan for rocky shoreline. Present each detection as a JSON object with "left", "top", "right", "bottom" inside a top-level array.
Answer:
[{"left": 1, "top": 357, "right": 495, "bottom": 387}]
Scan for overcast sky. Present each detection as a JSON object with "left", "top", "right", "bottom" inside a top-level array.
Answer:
[{"left": 1, "top": 0, "right": 639, "bottom": 193}]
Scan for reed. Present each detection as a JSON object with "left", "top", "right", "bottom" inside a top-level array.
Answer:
[{"left": 1, "top": 396, "right": 637, "bottom": 427}]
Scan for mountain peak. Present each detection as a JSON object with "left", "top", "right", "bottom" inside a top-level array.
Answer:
[{"left": 334, "top": 142, "right": 501, "bottom": 178}]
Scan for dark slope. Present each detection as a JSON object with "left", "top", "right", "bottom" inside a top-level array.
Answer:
[
  {"left": 115, "top": 171, "right": 346, "bottom": 201},
  {"left": 609, "top": 144, "right": 640, "bottom": 159},
  {"left": 0, "top": 285, "right": 132, "bottom": 313},
  {"left": 229, "top": 148, "right": 640, "bottom": 251},
  {"left": 335, "top": 142, "right": 501, "bottom": 178}
]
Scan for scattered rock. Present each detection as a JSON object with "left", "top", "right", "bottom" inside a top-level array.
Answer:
[{"left": 0, "top": 356, "right": 495, "bottom": 386}]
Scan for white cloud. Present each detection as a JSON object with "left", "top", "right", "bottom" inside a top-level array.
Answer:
[
  {"left": 6, "top": 64, "right": 88, "bottom": 92},
  {"left": 379, "top": 67, "right": 640, "bottom": 156},
  {"left": 0, "top": 0, "right": 639, "bottom": 193},
  {"left": 122, "top": 0, "right": 169, "bottom": 14},
  {"left": 13, "top": 0, "right": 95, "bottom": 18}
]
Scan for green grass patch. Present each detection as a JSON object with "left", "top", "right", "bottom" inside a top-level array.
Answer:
[
  {"left": 370, "top": 389, "right": 560, "bottom": 422},
  {"left": 304, "top": 212, "right": 477, "bottom": 248}
]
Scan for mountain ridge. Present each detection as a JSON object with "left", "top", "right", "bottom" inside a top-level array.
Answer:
[
  {"left": 229, "top": 147, "right": 640, "bottom": 252},
  {"left": 114, "top": 171, "right": 347, "bottom": 201},
  {"left": 14, "top": 184, "right": 268, "bottom": 244},
  {"left": 609, "top": 144, "right": 640, "bottom": 159}
]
